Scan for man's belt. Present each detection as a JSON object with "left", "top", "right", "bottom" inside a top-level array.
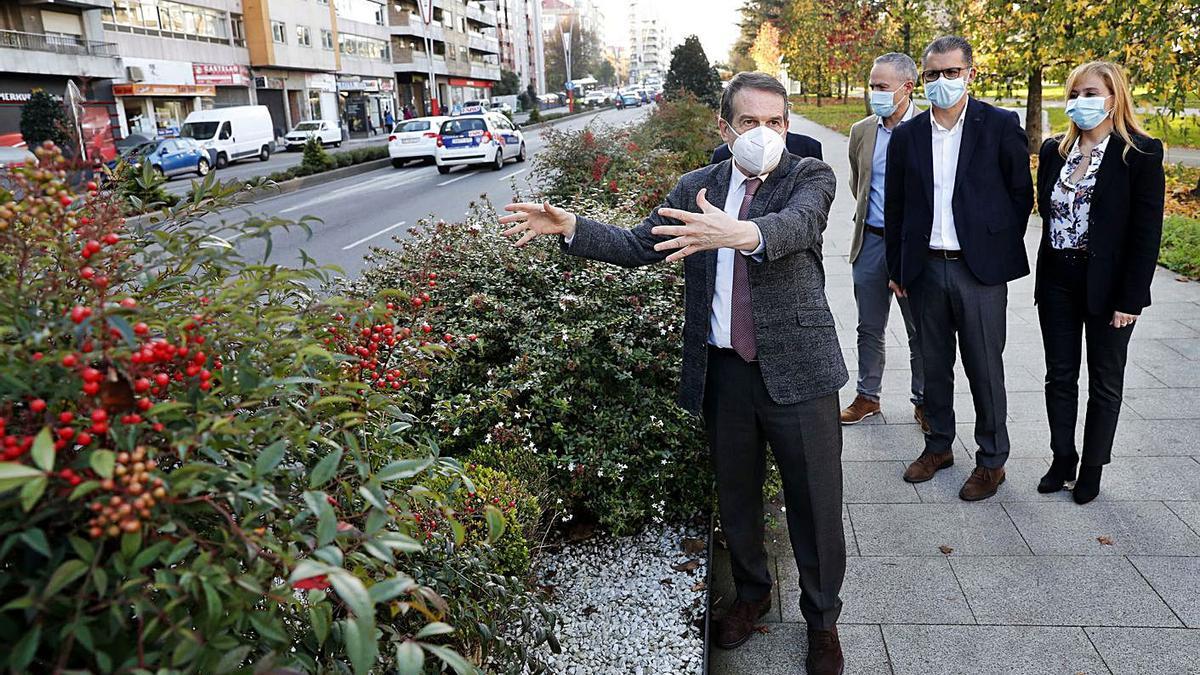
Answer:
[
  {"left": 927, "top": 248, "right": 963, "bottom": 260},
  {"left": 864, "top": 225, "right": 885, "bottom": 237}
]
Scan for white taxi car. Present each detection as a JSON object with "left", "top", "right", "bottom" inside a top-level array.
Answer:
[
  {"left": 434, "top": 113, "right": 526, "bottom": 174},
  {"left": 387, "top": 116, "right": 448, "bottom": 168}
]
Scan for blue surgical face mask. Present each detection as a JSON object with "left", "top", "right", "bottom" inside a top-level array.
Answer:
[
  {"left": 870, "top": 90, "right": 900, "bottom": 118},
  {"left": 1066, "top": 95, "right": 1111, "bottom": 130},
  {"left": 925, "top": 75, "right": 967, "bottom": 109}
]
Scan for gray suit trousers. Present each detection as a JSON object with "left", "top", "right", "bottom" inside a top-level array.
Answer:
[
  {"left": 852, "top": 233, "right": 924, "bottom": 404},
  {"left": 704, "top": 348, "right": 846, "bottom": 629},
  {"left": 907, "top": 258, "right": 1010, "bottom": 467}
]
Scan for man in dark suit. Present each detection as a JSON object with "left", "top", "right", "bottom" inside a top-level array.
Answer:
[
  {"left": 501, "top": 72, "right": 848, "bottom": 675},
  {"left": 884, "top": 36, "right": 1034, "bottom": 501},
  {"left": 711, "top": 130, "right": 823, "bottom": 164}
]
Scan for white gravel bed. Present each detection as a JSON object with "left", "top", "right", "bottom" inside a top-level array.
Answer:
[{"left": 530, "top": 523, "right": 709, "bottom": 674}]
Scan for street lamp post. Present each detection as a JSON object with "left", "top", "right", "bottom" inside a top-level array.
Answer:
[
  {"left": 561, "top": 15, "right": 573, "bottom": 113},
  {"left": 417, "top": 0, "right": 439, "bottom": 115}
]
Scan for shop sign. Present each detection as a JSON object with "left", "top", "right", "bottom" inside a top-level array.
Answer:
[
  {"left": 379, "top": 79, "right": 395, "bottom": 92},
  {"left": 448, "top": 78, "right": 493, "bottom": 88},
  {"left": 193, "top": 63, "right": 251, "bottom": 87},
  {"left": 307, "top": 73, "right": 337, "bottom": 92},
  {"left": 0, "top": 91, "right": 62, "bottom": 103},
  {"left": 123, "top": 57, "right": 196, "bottom": 86},
  {"left": 112, "top": 83, "right": 217, "bottom": 97},
  {"left": 337, "top": 76, "right": 380, "bottom": 93}
]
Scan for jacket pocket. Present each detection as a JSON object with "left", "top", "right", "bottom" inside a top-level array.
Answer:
[{"left": 797, "top": 308, "right": 836, "bottom": 327}]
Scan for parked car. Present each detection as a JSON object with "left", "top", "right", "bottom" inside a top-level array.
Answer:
[
  {"left": 461, "top": 99, "right": 489, "bottom": 115},
  {"left": 181, "top": 105, "right": 274, "bottom": 168},
  {"left": 435, "top": 113, "right": 525, "bottom": 174},
  {"left": 388, "top": 116, "right": 448, "bottom": 167},
  {"left": 124, "top": 137, "right": 211, "bottom": 178},
  {"left": 283, "top": 120, "right": 342, "bottom": 150},
  {"left": 581, "top": 91, "right": 609, "bottom": 106}
]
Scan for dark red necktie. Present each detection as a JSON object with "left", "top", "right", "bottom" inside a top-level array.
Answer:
[{"left": 730, "top": 177, "right": 761, "bottom": 362}]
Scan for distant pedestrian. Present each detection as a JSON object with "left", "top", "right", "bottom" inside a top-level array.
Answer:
[
  {"left": 1033, "top": 61, "right": 1164, "bottom": 504},
  {"left": 885, "top": 36, "right": 1034, "bottom": 502},
  {"left": 384, "top": 110, "right": 394, "bottom": 130},
  {"left": 843, "top": 52, "right": 925, "bottom": 430},
  {"left": 403, "top": 105, "right": 414, "bottom": 120}
]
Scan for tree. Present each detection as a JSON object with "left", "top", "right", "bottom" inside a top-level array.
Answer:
[
  {"left": 734, "top": 0, "right": 792, "bottom": 63},
  {"left": 596, "top": 59, "right": 617, "bottom": 87},
  {"left": 20, "top": 89, "right": 71, "bottom": 149},
  {"left": 664, "top": 35, "right": 723, "bottom": 108},
  {"left": 544, "top": 21, "right": 602, "bottom": 92},
  {"left": 750, "top": 22, "right": 783, "bottom": 75},
  {"left": 494, "top": 69, "right": 521, "bottom": 96}
]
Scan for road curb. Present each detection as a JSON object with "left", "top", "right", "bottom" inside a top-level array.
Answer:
[
  {"left": 126, "top": 157, "right": 392, "bottom": 228},
  {"left": 517, "top": 106, "right": 615, "bottom": 131}
]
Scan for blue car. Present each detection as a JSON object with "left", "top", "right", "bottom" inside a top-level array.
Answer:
[{"left": 119, "top": 137, "right": 212, "bottom": 179}]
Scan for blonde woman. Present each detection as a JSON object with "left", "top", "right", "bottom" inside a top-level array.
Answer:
[{"left": 1034, "top": 61, "right": 1165, "bottom": 504}]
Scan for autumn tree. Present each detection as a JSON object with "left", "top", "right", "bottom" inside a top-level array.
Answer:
[
  {"left": 750, "top": 22, "right": 784, "bottom": 75},
  {"left": 734, "top": 0, "right": 792, "bottom": 64}
]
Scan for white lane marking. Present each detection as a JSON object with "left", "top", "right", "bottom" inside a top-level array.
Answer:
[
  {"left": 437, "top": 172, "right": 473, "bottom": 186},
  {"left": 280, "top": 168, "right": 433, "bottom": 213},
  {"left": 341, "top": 221, "right": 407, "bottom": 250},
  {"left": 498, "top": 168, "right": 527, "bottom": 182}
]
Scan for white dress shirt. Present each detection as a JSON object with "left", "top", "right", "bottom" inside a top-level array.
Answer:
[
  {"left": 708, "top": 165, "right": 767, "bottom": 348},
  {"left": 929, "top": 105, "right": 968, "bottom": 251}
]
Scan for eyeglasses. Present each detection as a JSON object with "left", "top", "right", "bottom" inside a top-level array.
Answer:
[{"left": 921, "top": 67, "right": 968, "bottom": 83}]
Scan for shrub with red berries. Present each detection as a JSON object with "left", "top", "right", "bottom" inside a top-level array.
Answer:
[{"left": 0, "top": 144, "right": 554, "bottom": 673}]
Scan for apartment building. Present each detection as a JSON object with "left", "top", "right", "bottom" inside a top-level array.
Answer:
[
  {"left": 99, "top": 0, "right": 253, "bottom": 138},
  {"left": 333, "top": 0, "right": 394, "bottom": 134},
  {"left": 488, "top": 0, "right": 543, "bottom": 94},
  {"left": 0, "top": 0, "right": 122, "bottom": 141},
  {"left": 627, "top": 0, "right": 663, "bottom": 87},
  {"left": 389, "top": 0, "right": 500, "bottom": 115}
]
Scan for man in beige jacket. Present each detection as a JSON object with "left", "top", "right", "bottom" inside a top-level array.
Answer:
[{"left": 841, "top": 52, "right": 927, "bottom": 431}]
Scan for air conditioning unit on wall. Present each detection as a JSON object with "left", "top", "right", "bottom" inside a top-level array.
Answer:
[{"left": 126, "top": 66, "right": 145, "bottom": 82}]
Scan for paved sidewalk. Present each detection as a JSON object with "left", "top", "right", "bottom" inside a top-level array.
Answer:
[{"left": 709, "top": 115, "right": 1200, "bottom": 675}]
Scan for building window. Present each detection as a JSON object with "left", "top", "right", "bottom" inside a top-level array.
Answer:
[
  {"left": 296, "top": 24, "right": 311, "bottom": 46},
  {"left": 321, "top": 29, "right": 334, "bottom": 50},
  {"left": 375, "top": 5, "right": 384, "bottom": 25},
  {"left": 339, "top": 32, "right": 390, "bottom": 61},
  {"left": 271, "top": 20, "right": 286, "bottom": 43},
  {"left": 102, "top": 0, "right": 231, "bottom": 43},
  {"left": 231, "top": 13, "right": 245, "bottom": 46},
  {"left": 458, "top": 45, "right": 467, "bottom": 62}
]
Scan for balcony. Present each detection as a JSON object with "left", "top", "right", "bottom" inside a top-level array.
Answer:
[
  {"left": 466, "top": 32, "right": 498, "bottom": 54},
  {"left": 392, "top": 51, "right": 499, "bottom": 82},
  {"left": 0, "top": 29, "right": 123, "bottom": 78},
  {"left": 18, "top": 0, "right": 113, "bottom": 8}
]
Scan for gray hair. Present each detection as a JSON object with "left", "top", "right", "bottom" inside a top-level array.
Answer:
[
  {"left": 922, "top": 35, "right": 974, "bottom": 67},
  {"left": 873, "top": 52, "right": 919, "bottom": 85},
  {"left": 720, "top": 71, "right": 788, "bottom": 124}
]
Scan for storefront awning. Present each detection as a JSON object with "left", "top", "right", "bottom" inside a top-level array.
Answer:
[{"left": 111, "top": 84, "right": 216, "bottom": 97}]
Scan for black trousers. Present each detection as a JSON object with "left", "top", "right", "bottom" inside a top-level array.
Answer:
[
  {"left": 1037, "top": 252, "right": 1135, "bottom": 467},
  {"left": 703, "top": 348, "right": 845, "bottom": 629},
  {"left": 907, "top": 258, "right": 1011, "bottom": 467}
]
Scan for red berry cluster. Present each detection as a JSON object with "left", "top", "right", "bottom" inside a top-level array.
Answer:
[{"left": 85, "top": 446, "right": 166, "bottom": 538}]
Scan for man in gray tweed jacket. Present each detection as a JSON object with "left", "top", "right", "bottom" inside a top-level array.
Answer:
[{"left": 500, "top": 72, "right": 849, "bottom": 675}]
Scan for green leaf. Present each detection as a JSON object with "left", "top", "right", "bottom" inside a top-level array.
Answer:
[
  {"left": 449, "top": 518, "right": 465, "bottom": 547},
  {"left": 248, "top": 612, "right": 288, "bottom": 643},
  {"left": 20, "top": 529, "right": 51, "bottom": 557},
  {"left": 165, "top": 538, "right": 195, "bottom": 565},
  {"left": 132, "top": 541, "right": 171, "bottom": 569},
  {"left": 308, "top": 448, "right": 342, "bottom": 488},
  {"left": 9, "top": 622, "right": 40, "bottom": 670},
  {"left": 367, "top": 574, "right": 415, "bottom": 604},
  {"left": 69, "top": 480, "right": 100, "bottom": 501},
  {"left": 121, "top": 531, "right": 142, "bottom": 559},
  {"left": 341, "top": 617, "right": 378, "bottom": 675},
  {"left": 214, "top": 645, "right": 252, "bottom": 673},
  {"left": 43, "top": 559, "right": 89, "bottom": 597},
  {"left": 395, "top": 641, "right": 424, "bottom": 675},
  {"left": 328, "top": 569, "right": 373, "bottom": 621},
  {"left": 0, "top": 594, "right": 34, "bottom": 611},
  {"left": 0, "top": 462, "right": 46, "bottom": 492},
  {"left": 377, "top": 457, "right": 433, "bottom": 481},
  {"left": 484, "top": 505, "right": 506, "bottom": 544},
  {"left": 312, "top": 395, "right": 354, "bottom": 408},
  {"left": 415, "top": 621, "right": 455, "bottom": 639},
  {"left": 303, "top": 491, "right": 338, "bottom": 547},
  {"left": 30, "top": 427, "right": 54, "bottom": 471},
  {"left": 309, "top": 605, "right": 331, "bottom": 644},
  {"left": 424, "top": 644, "right": 479, "bottom": 675},
  {"left": 20, "top": 476, "right": 47, "bottom": 512},
  {"left": 93, "top": 567, "right": 108, "bottom": 595},
  {"left": 89, "top": 449, "right": 116, "bottom": 478},
  {"left": 255, "top": 440, "right": 287, "bottom": 476},
  {"left": 67, "top": 534, "right": 93, "bottom": 562}
]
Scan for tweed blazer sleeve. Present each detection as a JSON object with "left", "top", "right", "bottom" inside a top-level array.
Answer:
[
  {"left": 561, "top": 179, "right": 689, "bottom": 268},
  {"left": 751, "top": 159, "right": 836, "bottom": 263}
]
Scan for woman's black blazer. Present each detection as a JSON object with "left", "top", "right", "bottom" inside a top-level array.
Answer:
[{"left": 1035, "top": 133, "right": 1165, "bottom": 316}]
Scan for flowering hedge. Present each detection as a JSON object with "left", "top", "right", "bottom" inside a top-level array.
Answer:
[{"left": 0, "top": 145, "right": 554, "bottom": 673}]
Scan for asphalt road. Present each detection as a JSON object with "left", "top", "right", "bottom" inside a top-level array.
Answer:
[
  {"left": 208, "top": 104, "right": 651, "bottom": 278},
  {"left": 161, "top": 135, "right": 391, "bottom": 196}
]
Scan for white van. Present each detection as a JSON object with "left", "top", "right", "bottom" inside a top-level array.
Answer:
[{"left": 181, "top": 106, "right": 275, "bottom": 169}]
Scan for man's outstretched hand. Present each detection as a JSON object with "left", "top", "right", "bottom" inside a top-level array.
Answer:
[
  {"left": 500, "top": 201, "right": 577, "bottom": 245},
  {"left": 652, "top": 189, "right": 760, "bottom": 263}
]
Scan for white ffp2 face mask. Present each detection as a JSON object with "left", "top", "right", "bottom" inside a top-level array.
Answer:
[{"left": 724, "top": 123, "right": 785, "bottom": 176}]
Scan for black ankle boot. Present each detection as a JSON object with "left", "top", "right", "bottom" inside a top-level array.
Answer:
[
  {"left": 1038, "top": 457, "right": 1078, "bottom": 494},
  {"left": 1073, "top": 466, "right": 1103, "bottom": 504}
]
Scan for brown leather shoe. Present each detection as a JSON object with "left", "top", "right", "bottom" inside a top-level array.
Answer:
[
  {"left": 959, "top": 466, "right": 1006, "bottom": 501},
  {"left": 914, "top": 404, "right": 931, "bottom": 434},
  {"left": 714, "top": 595, "right": 772, "bottom": 650},
  {"left": 806, "top": 626, "right": 845, "bottom": 675},
  {"left": 903, "top": 450, "right": 954, "bottom": 483},
  {"left": 840, "top": 394, "right": 881, "bottom": 425}
]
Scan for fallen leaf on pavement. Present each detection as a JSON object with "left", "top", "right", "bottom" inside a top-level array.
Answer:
[
  {"left": 582, "top": 606, "right": 598, "bottom": 617},
  {"left": 938, "top": 545, "right": 954, "bottom": 555},
  {"left": 681, "top": 537, "right": 706, "bottom": 555},
  {"left": 672, "top": 559, "right": 701, "bottom": 572},
  {"left": 691, "top": 581, "right": 707, "bottom": 592},
  {"left": 754, "top": 624, "right": 771, "bottom": 634},
  {"left": 1097, "top": 536, "right": 1114, "bottom": 546},
  {"left": 660, "top": 578, "right": 674, "bottom": 586}
]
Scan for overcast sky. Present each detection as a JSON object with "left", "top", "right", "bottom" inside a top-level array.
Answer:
[{"left": 597, "top": 0, "right": 742, "bottom": 64}]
